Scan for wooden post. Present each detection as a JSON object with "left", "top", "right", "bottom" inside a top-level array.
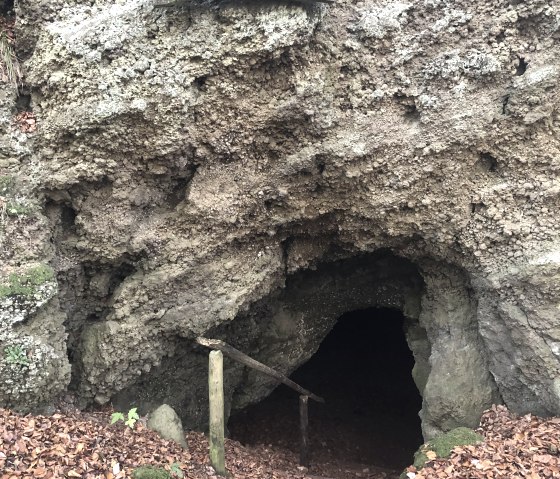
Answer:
[
  {"left": 299, "top": 395, "right": 309, "bottom": 468},
  {"left": 199, "top": 337, "right": 324, "bottom": 472},
  {"left": 209, "top": 350, "right": 226, "bottom": 476}
]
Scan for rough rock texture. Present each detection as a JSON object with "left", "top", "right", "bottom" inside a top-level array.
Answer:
[
  {"left": 147, "top": 404, "right": 188, "bottom": 448},
  {"left": 0, "top": 79, "right": 71, "bottom": 411},
  {"left": 1, "top": 0, "right": 559, "bottom": 439}
]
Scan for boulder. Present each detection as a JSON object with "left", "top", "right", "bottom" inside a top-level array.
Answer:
[{"left": 147, "top": 404, "right": 188, "bottom": 449}]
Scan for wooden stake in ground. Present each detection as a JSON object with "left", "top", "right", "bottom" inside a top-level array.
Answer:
[
  {"left": 209, "top": 350, "right": 226, "bottom": 476},
  {"left": 299, "top": 395, "right": 310, "bottom": 467},
  {"left": 198, "top": 337, "right": 324, "bottom": 470}
]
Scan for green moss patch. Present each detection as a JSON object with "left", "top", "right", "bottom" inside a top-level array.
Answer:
[
  {"left": 0, "top": 176, "right": 34, "bottom": 216},
  {"left": 413, "top": 427, "right": 484, "bottom": 470},
  {"left": 0, "top": 264, "right": 55, "bottom": 299},
  {"left": 132, "top": 466, "right": 171, "bottom": 479},
  {"left": 5, "top": 201, "right": 32, "bottom": 217},
  {"left": 0, "top": 176, "right": 15, "bottom": 195}
]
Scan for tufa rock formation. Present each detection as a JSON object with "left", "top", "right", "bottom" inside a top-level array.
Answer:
[{"left": 0, "top": 0, "right": 558, "bottom": 440}]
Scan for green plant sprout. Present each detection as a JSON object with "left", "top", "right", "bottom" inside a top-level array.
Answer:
[
  {"left": 111, "top": 407, "right": 140, "bottom": 429},
  {"left": 4, "top": 345, "right": 30, "bottom": 366}
]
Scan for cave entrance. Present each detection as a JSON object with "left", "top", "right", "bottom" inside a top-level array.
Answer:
[{"left": 228, "top": 307, "right": 424, "bottom": 471}]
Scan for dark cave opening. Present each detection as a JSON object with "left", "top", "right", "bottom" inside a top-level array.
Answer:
[
  {"left": 1, "top": 0, "right": 14, "bottom": 15},
  {"left": 515, "top": 56, "right": 528, "bottom": 76},
  {"left": 228, "top": 307, "right": 424, "bottom": 471}
]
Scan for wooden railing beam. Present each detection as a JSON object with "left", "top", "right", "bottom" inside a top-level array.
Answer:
[{"left": 196, "top": 337, "right": 325, "bottom": 403}]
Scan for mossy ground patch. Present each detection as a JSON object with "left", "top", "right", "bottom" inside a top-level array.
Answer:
[{"left": 413, "top": 427, "right": 484, "bottom": 470}]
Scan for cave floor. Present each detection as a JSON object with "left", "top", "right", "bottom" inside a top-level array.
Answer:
[
  {"left": 228, "top": 385, "right": 416, "bottom": 478},
  {"left": 228, "top": 308, "right": 424, "bottom": 477}
]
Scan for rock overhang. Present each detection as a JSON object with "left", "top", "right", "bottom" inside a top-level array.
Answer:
[{"left": 0, "top": 0, "right": 557, "bottom": 436}]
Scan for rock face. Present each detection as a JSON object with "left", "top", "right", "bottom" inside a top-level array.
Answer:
[
  {"left": 0, "top": 0, "right": 559, "bottom": 440},
  {"left": 147, "top": 404, "right": 188, "bottom": 448}
]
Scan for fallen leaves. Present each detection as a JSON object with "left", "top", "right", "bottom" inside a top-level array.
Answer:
[
  {"left": 424, "top": 451, "right": 437, "bottom": 461},
  {"left": 414, "top": 405, "right": 560, "bottom": 478},
  {"left": 0, "top": 407, "right": 191, "bottom": 478},
  {"left": 1, "top": 404, "right": 560, "bottom": 479},
  {"left": 0, "top": 407, "right": 325, "bottom": 479},
  {"left": 13, "top": 111, "right": 36, "bottom": 133}
]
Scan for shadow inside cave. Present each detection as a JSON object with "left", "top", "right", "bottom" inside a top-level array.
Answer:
[{"left": 228, "top": 308, "right": 424, "bottom": 471}]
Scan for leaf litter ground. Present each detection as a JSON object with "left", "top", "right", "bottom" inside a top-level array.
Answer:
[
  {"left": 409, "top": 405, "right": 560, "bottom": 479},
  {"left": 0, "top": 404, "right": 559, "bottom": 478}
]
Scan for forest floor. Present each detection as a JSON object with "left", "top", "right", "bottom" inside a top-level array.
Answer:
[{"left": 1, "top": 404, "right": 560, "bottom": 479}]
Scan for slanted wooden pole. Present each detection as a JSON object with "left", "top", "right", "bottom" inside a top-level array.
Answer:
[
  {"left": 197, "top": 337, "right": 324, "bottom": 403},
  {"left": 208, "top": 350, "right": 226, "bottom": 476},
  {"left": 299, "top": 395, "right": 309, "bottom": 467},
  {"left": 199, "top": 337, "right": 324, "bottom": 471}
]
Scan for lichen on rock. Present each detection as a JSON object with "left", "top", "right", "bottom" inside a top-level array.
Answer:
[
  {"left": 0, "top": 264, "right": 54, "bottom": 300},
  {"left": 0, "top": 263, "right": 70, "bottom": 410}
]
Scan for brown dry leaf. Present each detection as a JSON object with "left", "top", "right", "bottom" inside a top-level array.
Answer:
[
  {"left": 415, "top": 405, "right": 560, "bottom": 479},
  {"left": 13, "top": 112, "right": 37, "bottom": 133},
  {"left": 33, "top": 467, "right": 47, "bottom": 478},
  {"left": 2, "top": 403, "right": 560, "bottom": 479},
  {"left": 425, "top": 451, "right": 437, "bottom": 460},
  {"left": 534, "top": 454, "right": 553, "bottom": 464}
]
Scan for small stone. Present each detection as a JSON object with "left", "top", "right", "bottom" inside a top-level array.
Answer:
[{"left": 147, "top": 404, "right": 188, "bottom": 449}]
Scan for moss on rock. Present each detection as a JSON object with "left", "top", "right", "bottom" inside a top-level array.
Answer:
[
  {"left": 413, "top": 427, "right": 484, "bottom": 470},
  {"left": 0, "top": 175, "right": 15, "bottom": 195},
  {"left": 132, "top": 466, "right": 171, "bottom": 479},
  {"left": 5, "top": 201, "right": 32, "bottom": 217},
  {"left": 0, "top": 264, "right": 54, "bottom": 299}
]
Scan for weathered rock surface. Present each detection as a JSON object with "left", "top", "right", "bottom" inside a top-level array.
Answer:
[
  {"left": 0, "top": 0, "right": 559, "bottom": 439},
  {"left": 147, "top": 404, "right": 188, "bottom": 448},
  {"left": 0, "top": 78, "right": 71, "bottom": 411}
]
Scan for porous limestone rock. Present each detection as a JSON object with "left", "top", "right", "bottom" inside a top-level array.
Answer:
[
  {"left": 0, "top": 0, "right": 558, "bottom": 438},
  {"left": 0, "top": 80, "right": 71, "bottom": 411}
]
